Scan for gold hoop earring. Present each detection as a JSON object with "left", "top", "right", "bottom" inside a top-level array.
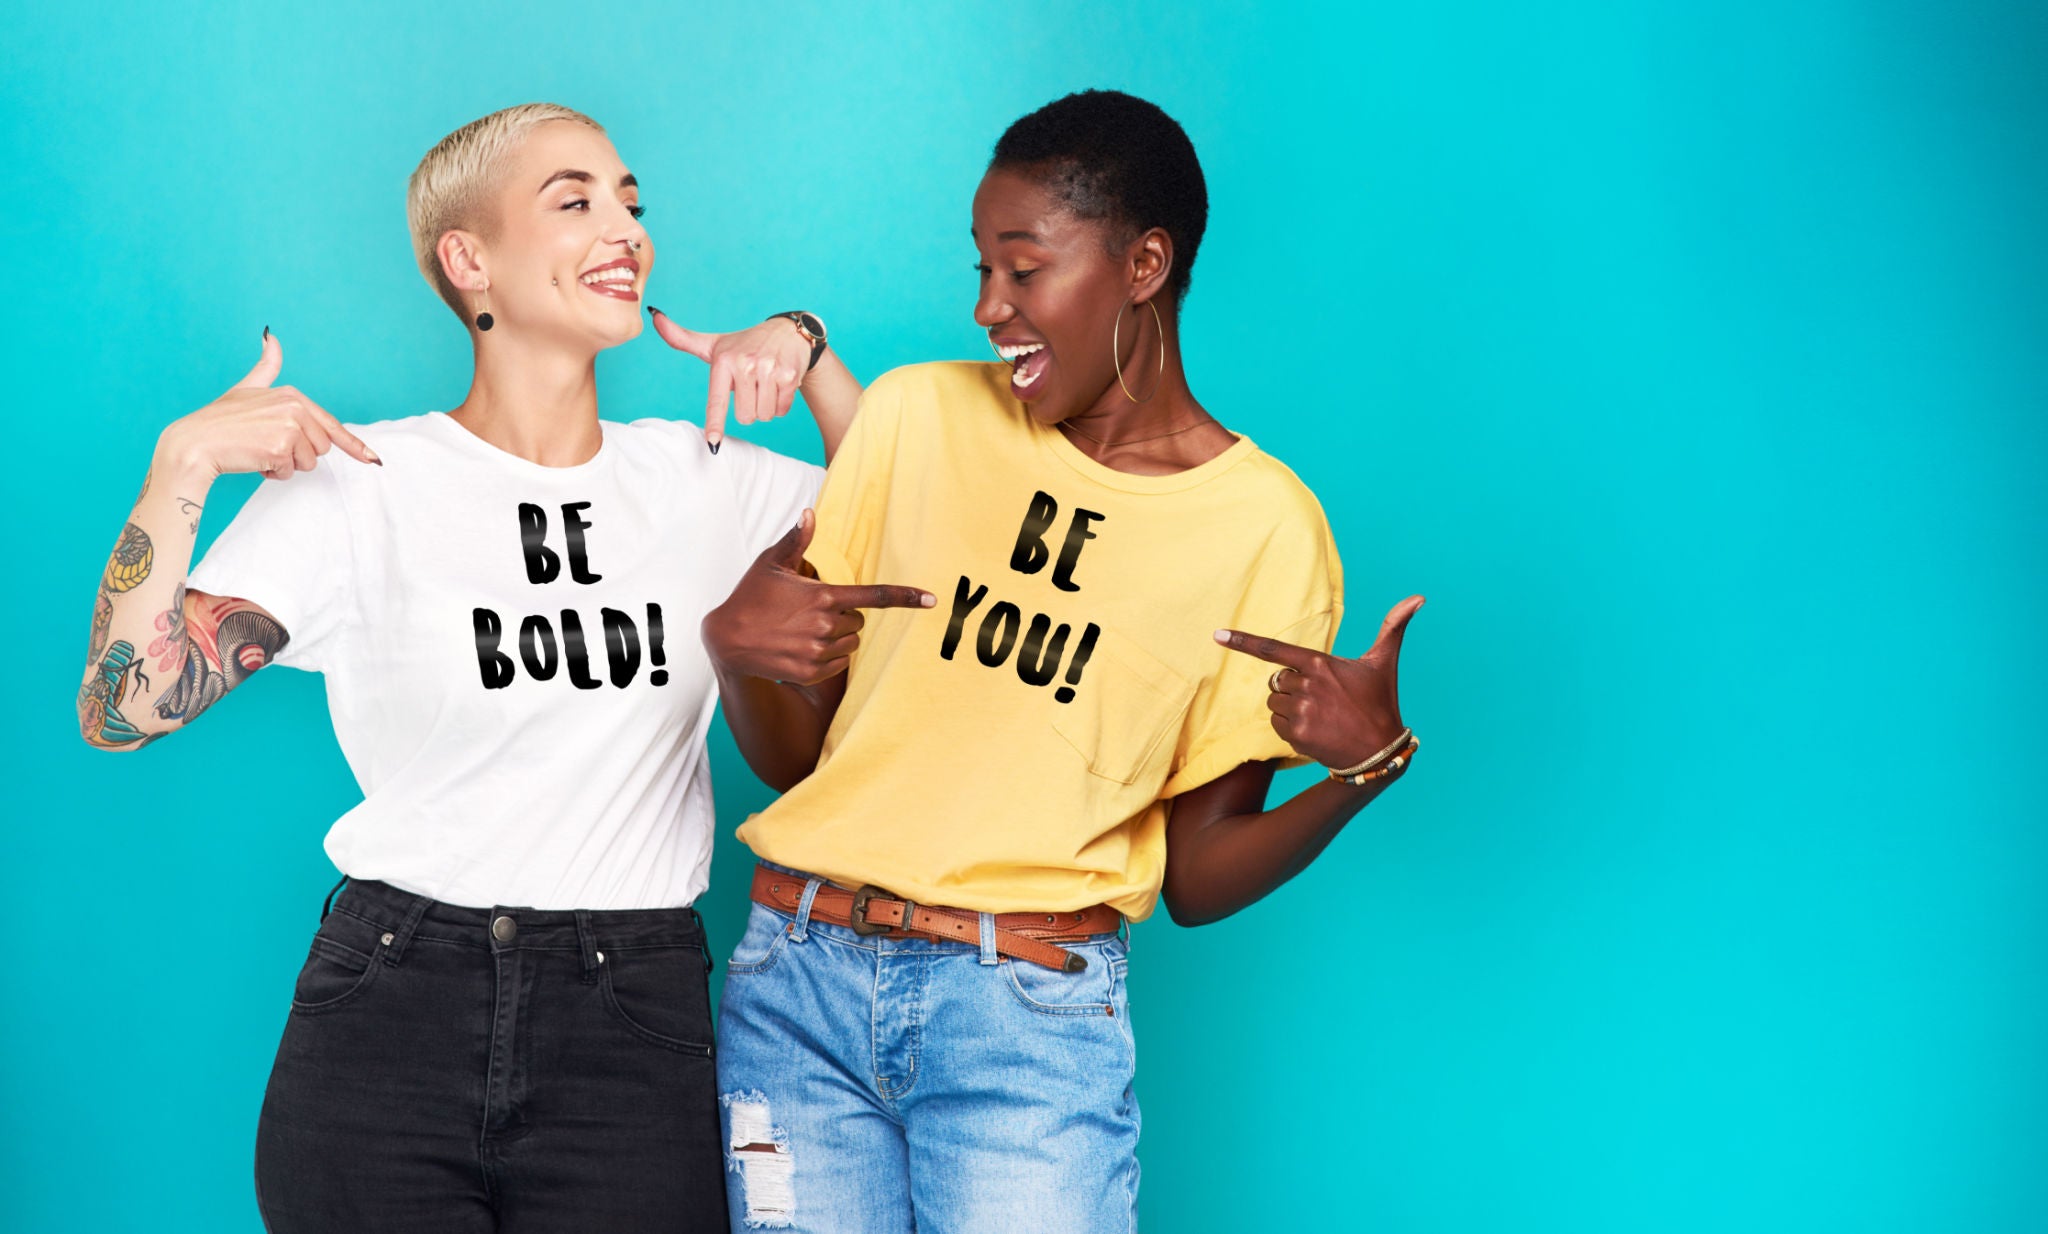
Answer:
[
  {"left": 1112, "top": 299, "right": 1165, "bottom": 404},
  {"left": 474, "top": 284, "right": 494, "bottom": 332}
]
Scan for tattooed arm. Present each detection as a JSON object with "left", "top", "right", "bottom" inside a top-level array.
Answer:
[
  {"left": 78, "top": 332, "right": 377, "bottom": 750},
  {"left": 78, "top": 512, "right": 287, "bottom": 749}
]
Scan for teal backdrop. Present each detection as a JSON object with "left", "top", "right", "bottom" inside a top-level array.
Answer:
[{"left": 4, "top": 2, "right": 2044, "bottom": 1231}]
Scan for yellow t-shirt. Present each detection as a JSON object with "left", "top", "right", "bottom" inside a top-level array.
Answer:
[{"left": 736, "top": 361, "right": 1344, "bottom": 920}]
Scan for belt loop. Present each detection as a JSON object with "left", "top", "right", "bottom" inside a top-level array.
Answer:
[
  {"left": 574, "top": 910, "right": 601, "bottom": 984},
  {"left": 793, "top": 878, "right": 822, "bottom": 943},
  {"left": 320, "top": 875, "right": 349, "bottom": 922},
  {"left": 978, "top": 912, "right": 999, "bottom": 966},
  {"left": 690, "top": 907, "right": 712, "bottom": 972},
  {"left": 380, "top": 891, "right": 434, "bottom": 967}
]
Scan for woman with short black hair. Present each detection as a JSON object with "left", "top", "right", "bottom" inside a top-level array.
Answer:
[{"left": 697, "top": 89, "right": 1425, "bottom": 1232}]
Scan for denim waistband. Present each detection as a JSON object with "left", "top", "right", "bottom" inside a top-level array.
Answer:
[{"left": 327, "top": 878, "right": 706, "bottom": 952}]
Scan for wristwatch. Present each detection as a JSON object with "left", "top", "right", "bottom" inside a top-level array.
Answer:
[{"left": 769, "top": 310, "right": 828, "bottom": 372}]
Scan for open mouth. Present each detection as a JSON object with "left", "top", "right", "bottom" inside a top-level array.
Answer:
[
  {"left": 578, "top": 258, "right": 640, "bottom": 302},
  {"left": 995, "top": 340, "right": 1051, "bottom": 398}
]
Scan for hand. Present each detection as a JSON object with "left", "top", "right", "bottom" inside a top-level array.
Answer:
[
  {"left": 157, "top": 332, "right": 380, "bottom": 481},
  {"left": 1216, "top": 595, "right": 1425, "bottom": 771},
  {"left": 649, "top": 310, "right": 813, "bottom": 451},
  {"left": 703, "top": 510, "right": 936, "bottom": 685}
]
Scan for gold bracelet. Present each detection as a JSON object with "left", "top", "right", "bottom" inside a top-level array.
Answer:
[
  {"left": 1327, "top": 728, "right": 1413, "bottom": 778},
  {"left": 1329, "top": 735, "right": 1418, "bottom": 786}
]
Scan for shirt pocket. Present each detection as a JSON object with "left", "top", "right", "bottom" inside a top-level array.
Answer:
[{"left": 1051, "top": 629, "right": 1196, "bottom": 786}]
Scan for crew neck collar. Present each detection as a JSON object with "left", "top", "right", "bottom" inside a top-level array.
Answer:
[
  {"left": 426, "top": 411, "right": 615, "bottom": 477},
  {"left": 1034, "top": 410, "right": 1258, "bottom": 494}
]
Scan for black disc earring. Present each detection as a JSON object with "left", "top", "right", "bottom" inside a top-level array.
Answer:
[{"left": 475, "top": 285, "right": 494, "bottom": 332}]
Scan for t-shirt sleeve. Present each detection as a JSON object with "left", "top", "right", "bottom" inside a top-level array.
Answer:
[
  {"left": 716, "top": 435, "right": 825, "bottom": 558},
  {"left": 803, "top": 370, "right": 906, "bottom": 587},
  {"left": 185, "top": 463, "right": 355, "bottom": 672},
  {"left": 1161, "top": 507, "right": 1346, "bottom": 799}
]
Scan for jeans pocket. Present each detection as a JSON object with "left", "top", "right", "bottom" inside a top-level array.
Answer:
[
  {"left": 1003, "top": 942, "right": 1125, "bottom": 1017},
  {"left": 724, "top": 904, "right": 793, "bottom": 977},
  {"left": 600, "top": 945, "right": 716, "bottom": 1056},
  {"left": 289, "top": 912, "right": 386, "bottom": 1015}
]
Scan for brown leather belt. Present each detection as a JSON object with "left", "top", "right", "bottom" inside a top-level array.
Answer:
[{"left": 749, "top": 864, "right": 1122, "bottom": 972}]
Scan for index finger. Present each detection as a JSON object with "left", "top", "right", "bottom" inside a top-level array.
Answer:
[
  {"left": 704, "top": 358, "right": 732, "bottom": 452},
  {"left": 824, "top": 583, "right": 937, "bottom": 611},
  {"left": 302, "top": 402, "right": 383, "bottom": 467},
  {"left": 1214, "top": 628, "right": 1319, "bottom": 671}
]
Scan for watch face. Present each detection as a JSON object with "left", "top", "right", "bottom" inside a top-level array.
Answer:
[{"left": 794, "top": 311, "right": 825, "bottom": 342}]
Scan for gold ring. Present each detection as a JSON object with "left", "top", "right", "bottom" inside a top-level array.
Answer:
[{"left": 1268, "top": 668, "right": 1287, "bottom": 693}]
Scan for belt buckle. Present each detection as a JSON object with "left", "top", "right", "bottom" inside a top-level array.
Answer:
[{"left": 848, "top": 884, "right": 898, "bottom": 936}]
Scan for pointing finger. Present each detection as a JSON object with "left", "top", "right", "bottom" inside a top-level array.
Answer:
[
  {"left": 825, "top": 583, "right": 938, "bottom": 611},
  {"left": 648, "top": 308, "right": 716, "bottom": 361},
  {"left": 322, "top": 416, "right": 383, "bottom": 466},
  {"left": 1214, "top": 628, "right": 1319, "bottom": 672},
  {"left": 234, "top": 328, "right": 284, "bottom": 390},
  {"left": 703, "top": 358, "right": 734, "bottom": 453},
  {"left": 291, "top": 394, "right": 382, "bottom": 466}
]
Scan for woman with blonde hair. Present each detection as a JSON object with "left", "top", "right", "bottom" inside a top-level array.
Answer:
[{"left": 76, "top": 102, "right": 877, "bottom": 1231}]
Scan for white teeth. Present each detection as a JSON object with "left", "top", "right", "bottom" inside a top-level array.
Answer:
[
  {"left": 995, "top": 343, "right": 1045, "bottom": 361},
  {"left": 581, "top": 267, "right": 635, "bottom": 286}
]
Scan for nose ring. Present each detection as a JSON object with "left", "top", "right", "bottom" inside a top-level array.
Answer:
[{"left": 628, "top": 239, "right": 643, "bottom": 253}]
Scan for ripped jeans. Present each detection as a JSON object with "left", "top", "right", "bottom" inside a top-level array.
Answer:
[{"left": 713, "top": 868, "right": 1140, "bottom": 1233}]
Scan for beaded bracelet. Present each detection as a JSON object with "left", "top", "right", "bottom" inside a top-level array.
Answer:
[{"left": 1328, "top": 733, "right": 1419, "bottom": 786}]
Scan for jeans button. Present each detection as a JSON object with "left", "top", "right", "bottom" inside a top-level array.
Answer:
[{"left": 492, "top": 915, "right": 517, "bottom": 942}]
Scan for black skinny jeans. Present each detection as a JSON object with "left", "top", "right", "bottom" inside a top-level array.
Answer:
[{"left": 255, "top": 878, "right": 728, "bottom": 1232}]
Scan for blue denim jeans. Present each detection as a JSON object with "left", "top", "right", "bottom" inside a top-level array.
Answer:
[{"left": 714, "top": 866, "right": 1140, "bottom": 1232}]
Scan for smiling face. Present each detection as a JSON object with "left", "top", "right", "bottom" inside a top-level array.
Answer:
[
  {"left": 449, "top": 120, "right": 652, "bottom": 351},
  {"left": 973, "top": 167, "right": 1156, "bottom": 424}
]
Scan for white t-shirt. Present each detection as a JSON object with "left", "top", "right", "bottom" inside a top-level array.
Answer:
[{"left": 188, "top": 411, "right": 820, "bottom": 910}]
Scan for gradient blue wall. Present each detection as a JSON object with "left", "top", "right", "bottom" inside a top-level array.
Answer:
[{"left": 4, "top": 2, "right": 2043, "bottom": 1230}]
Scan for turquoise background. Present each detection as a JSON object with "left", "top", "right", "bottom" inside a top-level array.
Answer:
[{"left": 4, "top": 1, "right": 2044, "bottom": 1230}]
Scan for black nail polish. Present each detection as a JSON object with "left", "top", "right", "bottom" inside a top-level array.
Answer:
[
  {"left": 708, "top": 441, "right": 721, "bottom": 455},
  {"left": 646, "top": 305, "right": 662, "bottom": 316},
  {"left": 262, "top": 325, "right": 270, "bottom": 339}
]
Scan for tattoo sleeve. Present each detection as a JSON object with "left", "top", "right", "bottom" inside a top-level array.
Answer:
[
  {"left": 153, "top": 593, "right": 290, "bottom": 724},
  {"left": 80, "top": 457, "right": 255, "bottom": 748},
  {"left": 78, "top": 639, "right": 156, "bottom": 748}
]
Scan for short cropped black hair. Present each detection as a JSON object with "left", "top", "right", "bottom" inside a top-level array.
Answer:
[{"left": 990, "top": 90, "right": 1209, "bottom": 308}]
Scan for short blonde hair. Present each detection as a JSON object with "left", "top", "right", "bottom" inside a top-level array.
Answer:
[{"left": 407, "top": 103, "right": 605, "bottom": 320}]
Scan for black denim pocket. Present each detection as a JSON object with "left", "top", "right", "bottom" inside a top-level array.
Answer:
[
  {"left": 599, "top": 945, "right": 715, "bottom": 1056},
  {"left": 290, "top": 910, "right": 387, "bottom": 1015}
]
